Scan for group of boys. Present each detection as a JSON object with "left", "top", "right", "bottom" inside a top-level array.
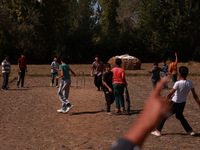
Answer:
[
  {"left": 91, "top": 56, "right": 127, "bottom": 115},
  {"left": 1, "top": 54, "right": 27, "bottom": 90},
  {"left": 90, "top": 54, "right": 200, "bottom": 139},
  {"left": 148, "top": 53, "right": 178, "bottom": 88}
]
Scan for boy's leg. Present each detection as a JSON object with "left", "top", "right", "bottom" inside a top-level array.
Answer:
[
  {"left": 113, "top": 84, "right": 120, "bottom": 110},
  {"left": 94, "top": 74, "right": 99, "bottom": 89},
  {"left": 119, "top": 84, "right": 125, "bottom": 109},
  {"left": 172, "top": 74, "right": 177, "bottom": 84},
  {"left": 17, "top": 71, "right": 21, "bottom": 86},
  {"left": 57, "top": 80, "right": 70, "bottom": 109},
  {"left": 63, "top": 80, "right": 71, "bottom": 99},
  {"left": 104, "top": 91, "right": 111, "bottom": 112},
  {"left": 98, "top": 75, "right": 102, "bottom": 89},
  {"left": 51, "top": 73, "right": 54, "bottom": 84},
  {"left": 175, "top": 102, "right": 193, "bottom": 132},
  {"left": 2, "top": 73, "right": 6, "bottom": 89},
  {"left": 156, "top": 101, "right": 175, "bottom": 132},
  {"left": 21, "top": 68, "right": 25, "bottom": 87},
  {"left": 152, "top": 80, "right": 156, "bottom": 88}
]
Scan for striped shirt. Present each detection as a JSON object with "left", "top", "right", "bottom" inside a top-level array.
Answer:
[{"left": 2, "top": 60, "right": 11, "bottom": 73}]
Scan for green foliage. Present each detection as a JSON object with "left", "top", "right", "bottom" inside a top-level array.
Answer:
[{"left": 138, "top": 0, "right": 200, "bottom": 61}]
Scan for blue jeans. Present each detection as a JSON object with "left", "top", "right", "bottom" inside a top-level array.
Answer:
[
  {"left": 51, "top": 72, "right": 58, "bottom": 86},
  {"left": 113, "top": 83, "right": 125, "bottom": 109},
  {"left": 171, "top": 74, "right": 177, "bottom": 84},
  {"left": 2, "top": 73, "right": 9, "bottom": 89}
]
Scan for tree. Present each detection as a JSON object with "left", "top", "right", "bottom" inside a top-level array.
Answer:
[{"left": 138, "top": 0, "right": 200, "bottom": 61}]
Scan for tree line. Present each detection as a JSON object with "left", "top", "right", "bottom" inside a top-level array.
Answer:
[{"left": 0, "top": 0, "right": 200, "bottom": 64}]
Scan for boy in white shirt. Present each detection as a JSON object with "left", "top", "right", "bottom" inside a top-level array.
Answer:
[{"left": 151, "top": 66, "right": 200, "bottom": 136}]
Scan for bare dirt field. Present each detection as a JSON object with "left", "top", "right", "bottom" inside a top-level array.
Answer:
[{"left": 0, "top": 63, "right": 200, "bottom": 150}]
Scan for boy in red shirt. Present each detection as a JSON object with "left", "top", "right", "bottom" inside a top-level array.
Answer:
[
  {"left": 17, "top": 54, "right": 27, "bottom": 88},
  {"left": 112, "top": 58, "right": 127, "bottom": 113}
]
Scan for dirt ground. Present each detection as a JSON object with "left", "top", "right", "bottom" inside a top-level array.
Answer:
[{"left": 0, "top": 64, "right": 200, "bottom": 150}]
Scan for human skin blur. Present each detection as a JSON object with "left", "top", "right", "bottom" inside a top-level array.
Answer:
[{"left": 124, "top": 78, "right": 170, "bottom": 148}]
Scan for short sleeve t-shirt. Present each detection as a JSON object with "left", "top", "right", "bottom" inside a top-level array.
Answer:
[
  {"left": 103, "top": 71, "right": 113, "bottom": 90},
  {"left": 150, "top": 67, "right": 163, "bottom": 81},
  {"left": 51, "top": 61, "right": 59, "bottom": 73},
  {"left": 112, "top": 67, "right": 125, "bottom": 84},
  {"left": 59, "top": 63, "right": 71, "bottom": 80},
  {"left": 172, "top": 80, "right": 194, "bottom": 103},
  {"left": 18, "top": 58, "right": 27, "bottom": 68}
]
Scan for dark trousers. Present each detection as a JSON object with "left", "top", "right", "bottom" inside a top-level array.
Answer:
[
  {"left": 17, "top": 68, "right": 26, "bottom": 87},
  {"left": 51, "top": 72, "right": 58, "bottom": 85},
  {"left": 152, "top": 79, "right": 160, "bottom": 88},
  {"left": 104, "top": 90, "right": 115, "bottom": 112},
  {"left": 113, "top": 83, "right": 125, "bottom": 109},
  {"left": 2, "top": 73, "right": 9, "bottom": 89},
  {"left": 94, "top": 74, "right": 102, "bottom": 90},
  {"left": 157, "top": 101, "right": 193, "bottom": 133},
  {"left": 171, "top": 74, "right": 177, "bottom": 84}
]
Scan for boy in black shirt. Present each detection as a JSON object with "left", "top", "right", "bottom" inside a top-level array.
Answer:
[{"left": 103, "top": 63, "right": 115, "bottom": 115}]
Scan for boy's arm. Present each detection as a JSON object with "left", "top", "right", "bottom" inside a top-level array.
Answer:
[
  {"left": 166, "top": 88, "right": 176, "bottom": 99},
  {"left": 191, "top": 88, "right": 200, "bottom": 109},
  {"left": 70, "top": 69, "right": 76, "bottom": 77},
  {"left": 175, "top": 52, "right": 178, "bottom": 64},
  {"left": 91, "top": 62, "right": 95, "bottom": 76},
  {"left": 56, "top": 70, "right": 64, "bottom": 79},
  {"left": 103, "top": 81, "right": 112, "bottom": 92}
]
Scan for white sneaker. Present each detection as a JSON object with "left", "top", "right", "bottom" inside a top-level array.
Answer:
[
  {"left": 56, "top": 85, "right": 59, "bottom": 88},
  {"left": 151, "top": 131, "right": 161, "bottom": 136},
  {"left": 188, "top": 131, "right": 196, "bottom": 136},
  {"left": 57, "top": 108, "right": 63, "bottom": 113},
  {"left": 65, "top": 105, "right": 74, "bottom": 113},
  {"left": 50, "top": 83, "right": 53, "bottom": 87}
]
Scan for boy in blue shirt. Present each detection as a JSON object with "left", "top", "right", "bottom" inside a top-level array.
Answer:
[
  {"left": 50, "top": 57, "right": 59, "bottom": 87},
  {"left": 56, "top": 57, "right": 76, "bottom": 113},
  {"left": 161, "top": 60, "right": 169, "bottom": 89}
]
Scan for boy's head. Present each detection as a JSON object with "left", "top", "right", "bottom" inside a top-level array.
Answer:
[
  {"left": 54, "top": 57, "right": 57, "bottom": 62},
  {"left": 4, "top": 55, "right": 9, "bottom": 61},
  {"left": 105, "top": 63, "right": 111, "bottom": 72},
  {"left": 95, "top": 55, "right": 99, "bottom": 62},
  {"left": 153, "top": 62, "right": 158, "bottom": 68},
  {"left": 179, "top": 66, "right": 188, "bottom": 78},
  {"left": 60, "top": 56, "right": 66, "bottom": 63},
  {"left": 21, "top": 54, "right": 25, "bottom": 59},
  {"left": 162, "top": 60, "right": 166, "bottom": 65},
  {"left": 171, "top": 57, "right": 175, "bottom": 62},
  {"left": 116, "top": 58, "right": 122, "bottom": 66}
]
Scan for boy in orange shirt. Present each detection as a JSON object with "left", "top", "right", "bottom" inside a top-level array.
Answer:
[{"left": 169, "top": 53, "right": 178, "bottom": 84}]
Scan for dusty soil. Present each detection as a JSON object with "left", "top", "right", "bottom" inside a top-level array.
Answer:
[{"left": 0, "top": 64, "right": 200, "bottom": 150}]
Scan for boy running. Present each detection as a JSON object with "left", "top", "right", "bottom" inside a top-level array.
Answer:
[
  {"left": 148, "top": 62, "right": 169, "bottom": 88},
  {"left": 1, "top": 55, "right": 11, "bottom": 90},
  {"left": 151, "top": 66, "right": 200, "bottom": 136},
  {"left": 17, "top": 54, "right": 27, "bottom": 88},
  {"left": 56, "top": 57, "right": 76, "bottom": 113},
  {"left": 50, "top": 57, "right": 59, "bottom": 87},
  {"left": 102, "top": 63, "right": 115, "bottom": 115},
  {"left": 161, "top": 60, "right": 169, "bottom": 89},
  {"left": 91, "top": 56, "right": 104, "bottom": 91}
]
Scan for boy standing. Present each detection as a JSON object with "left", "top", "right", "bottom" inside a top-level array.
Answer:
[
  {"left": 148, "top": 62, "right": 168, "bottom": 88},
  {"left": 161, "top": 60, "right": 169, "bottom": 89},
  {"left": 1, "top": 55, "right": 11, "bottom": 90},
  {"left": 169, "top": 52, "right": 178, "bottom": 84},
  {"left": 91, "top": 56, "right": 104, "bottom": 91},
  {"left": 112, "top": 58, "right": 127, "bottom": 113},
  {"left": 56, "top": 57, "right": 76, "bottom": 113},
  {"left": 50, "top": 57, "right": 59, "bottom": 87},
  {"left": 17, "top": 54, "right": 27, "bottom": 88},
  {"left": 151, "top": 66, "right": 200, "bottom": 136},
  {"left": 102, "top": 63, "right": 115, "bottom": 115}
]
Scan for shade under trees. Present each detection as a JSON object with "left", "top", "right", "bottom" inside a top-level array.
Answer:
[{"left": 0, "top": 0, "right": 200, "bottom": 64}]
